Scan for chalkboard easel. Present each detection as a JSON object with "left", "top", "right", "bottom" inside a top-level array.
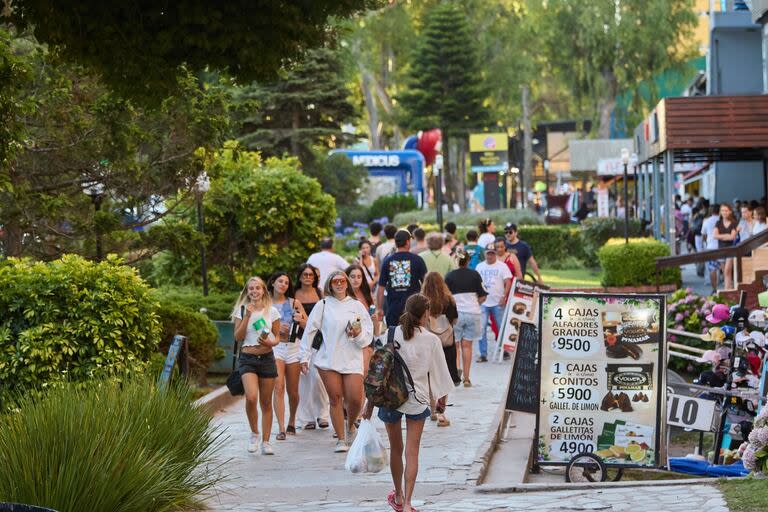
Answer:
[{"left": 505, "top": 322, "right": 539, "bottom": 413}]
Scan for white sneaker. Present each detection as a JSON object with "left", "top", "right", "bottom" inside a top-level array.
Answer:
[
  {"left": 334, "top": 440, "right": 349, "bottom": 453},
  {"left": 261, "top": 442, "right": 274, "bottom": 455},
  {"left": 247, "top": 433, "right": 260, "bottom": 453},
  {"left": 345, "top": 425, "right": 357, "bottom": 445}
]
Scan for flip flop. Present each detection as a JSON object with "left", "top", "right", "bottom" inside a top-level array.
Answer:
[
  {"left": 276, "top": 432, "right": 286, "bottom": 441},
  {"left": 437, "top": 414, "right": 451, "bottom": 427},
  {"left": 387, "top": 491, "right": 403, "bottom": 512},
  {"left": 304, "top": 422, "right": 316, "bottom": 430},
  {"left": 318, "top": 420, "right": 330, "bottom": 429},
  {"left": 287, "top": 425, "right": 297, "bottom": 435}
]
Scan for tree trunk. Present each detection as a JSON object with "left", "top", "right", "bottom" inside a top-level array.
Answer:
[
  {"left": 522, "top": 85, "right": 533, "bottom": 208},
  {"left": 457, "top": 138, "right": 467, "bottom": 211},
  {"left": 597, "top": 70, "right": 618, "bottom": 139},
  {"left": 358, "top": 69, "right": 380, "bottom": 149},
  {"left": 444, "top": 136, "right": 459, "bottom": 210},
  {"left": 290, "top": 109, "right": 300, "bottom": 157}
]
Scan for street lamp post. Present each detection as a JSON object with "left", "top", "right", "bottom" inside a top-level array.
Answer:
[
  {"left": 543, "top": 159, "right": 550, "bottom": 195},
  {"left": 83, "top": 180, "right": 105, "bottom": 261},
  {"left": 434, "top": 155, "right": 444, "bottom": 232},
  {"left": 630, "top": 153, "right": 638, "bottom": 221},
  {"left": 195, "top": 172, "right": 211, "bottom": 296},
  {"left": 621, "top": 148, "right": 630, "bottom": 244},
  {"left": 510, "top": 167, "right": 520, "bottom": 208}
]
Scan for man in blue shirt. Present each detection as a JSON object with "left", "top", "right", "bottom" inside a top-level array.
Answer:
[
  {"left": 376, "top": 230, "right": 428, "bottom": 326},
  {"left": 503, "top": 223, "right": 543, "bottom": 283}
]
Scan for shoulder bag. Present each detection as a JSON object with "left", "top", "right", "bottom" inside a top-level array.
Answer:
[
  {"left": 311, "top": 299, "right": 326, "bottom": 350},
  {"left": 428, "top": 313, "right": 455, "bottom": 347},
  {"left": 226, "top": 305, "right": 246, "bottom": 396}
]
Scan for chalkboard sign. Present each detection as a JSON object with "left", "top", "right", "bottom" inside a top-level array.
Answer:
[
  {"left": 505, "top": 322, "right": 539, "bottom": 413},
  {"left": 158, "top": 335, "right": 188, "bottom": 389}
]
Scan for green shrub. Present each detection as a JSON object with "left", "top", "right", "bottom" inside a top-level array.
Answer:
[
  {"left": 0, "top": 376, "right": 223, "bottom": 512},
  {"left": 369, "top": 194, "right": 418, "bottom": 222},
  {"left": 337, "top": 204, "right": 371, "bottom": 226},
  {"left": 510, "top": 225, "right": 584, "bottom": 266},
  {"left": 580, "top": 217, "right": 643, "bottom": 267},
  {"left": 156, "top": 302, "right": 223, "bottom": 382},
  {"left": 0, "top": 255, "right": 160, "bottom": 409},
  {"left": 392, "top": 208, "right": 543, "bottom": 227},
  {"left": 152, "top": 286, "right": 239, "bottom": 321},
  {"left": 597, "top": 237, "right": 680, "bottom": 287}
]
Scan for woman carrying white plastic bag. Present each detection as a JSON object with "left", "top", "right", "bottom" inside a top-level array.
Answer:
[{"left": 345, "top": 419, "right": 388, "bottom": 474}]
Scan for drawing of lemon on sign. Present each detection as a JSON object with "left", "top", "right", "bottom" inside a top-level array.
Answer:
[{"left": 626, "top": 443, "right": 645, "bottom": 462}]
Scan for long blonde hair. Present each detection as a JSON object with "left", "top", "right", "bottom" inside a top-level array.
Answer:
[
  {"left": 231, "top": 276, "right": 272, "bottom": 319},
  {"left": 421, "top": 272, "right": 454, "bottom": 316}
]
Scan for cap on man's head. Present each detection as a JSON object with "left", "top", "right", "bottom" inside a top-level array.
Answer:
[
  {"left": 504, "top": 223, "right": 518, "bottom": 233},
  {"left": 485, "top": 243, "right": 497, "bottom": 253},
  {"left": 320, "top": 238, "right": 334, "bottom": 250},
  {"left": 394, "top": 229, "right": 412, "bottom": 247}
]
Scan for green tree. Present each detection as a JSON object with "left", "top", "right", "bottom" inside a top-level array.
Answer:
[
  {"left": 0, "top": 34, "right": 231, "bottom": 259},
  {"left": 233, "top": 47, "right": 358, "bottom": 165},
  {"left": 535, "top": 0, "right": 697, "bottom": 137},
  {"left": 7, "top": 0, "right": 380, "bottom": 101},
  {"left": 304, "top": 152, "right": 368, "bottom": 208},
  {"left": 0, "top": 29, "right": 31, "bottom": 182},
  {"left": 160, "top": 142, "right": 337, "bottom": 288},
  {"left": 398, "top": 1, "right": 491, "bottom": 206}
]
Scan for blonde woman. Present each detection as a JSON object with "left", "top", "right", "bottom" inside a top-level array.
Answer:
[
  {"left": 233, "top": 277, "right": 281, "bottom": 455},
  {"left": 300, "top": 270, "right": 373, "bottom": 453}
]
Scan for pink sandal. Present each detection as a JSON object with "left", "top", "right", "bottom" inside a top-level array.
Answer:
[{"left": 387, "top": 491, "right": 403, "bottom": 512}]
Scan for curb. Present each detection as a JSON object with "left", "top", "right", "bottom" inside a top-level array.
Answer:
[
  {"left": 466, "top": 362, "right": 513, "bottom": 486},
  {"left": 474, "top": 476, "right": 724, "bottom": 494},
  {"left": 195, "top": 385, "right": 241, "bottom": 415}
]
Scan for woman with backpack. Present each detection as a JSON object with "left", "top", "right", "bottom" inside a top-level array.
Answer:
[
  {"left": 421, "top": 272, "right": 460, "bottom": 427},
  {"left": 363, "top": 294, "right": 454, "bottom": 512},
  {"left": 232, "top": 276, "right": 281, "bottom": 455},
  {"left": 300, "top": 270, "right": 373, "bottom": 453}
]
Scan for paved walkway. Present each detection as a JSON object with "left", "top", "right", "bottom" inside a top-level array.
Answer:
[{"left": 204, "top": 357, "right": 510, "bottom": 511}]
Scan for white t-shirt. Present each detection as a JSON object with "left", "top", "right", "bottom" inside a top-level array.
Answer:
[
  {"left": 753, "top": 222, "right": 768, "bottom": 236},
  {"left": 475, "top": 261, "right": 512, "bottom": 307},
  {"left": 307, "top": 251, "right": 349, "bottom": 289},
  {"left": 389, "top": 326, "right": 454, "bottom": 415},
  {"left": 234, "top": 305, "right": 281, "bottom": 347},
  {"left": 702, "top": 215, "right": 720, "bottom": 250},
  {"left": 375, "top": 240, "right": 395, "bottom": 266},
  {"left": 680, "top": 203, "right": 692, "bottom": 222},
  {"left": 477, "top": 232, "right": 496, "bottom": 250}
]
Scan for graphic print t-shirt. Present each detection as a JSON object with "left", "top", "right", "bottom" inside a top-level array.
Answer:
[
  {"left": 475, "top": 261, "right": 512, "bottom": 307},
  {"left": 379, "top": 251, "right": 428, "bottom": 326}
]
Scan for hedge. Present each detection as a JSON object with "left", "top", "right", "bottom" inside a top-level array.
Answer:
[
  {"left": 598, "top": 238, "right": 681, "bottom": 287},
  {"left": 152, "top": 286, "right": 238, "bottom": 321},
  {"left": 580, "top": 217, "right": 643, "bottom": 267},
  {"left": 392, "top": 208, "right": 543, "bottom": 227},
  {"left": 0, "top": 255, "right": 160, "bottom": 409},
  {"left": 156, "top": 302, "right": 223, "bottom": 384}
]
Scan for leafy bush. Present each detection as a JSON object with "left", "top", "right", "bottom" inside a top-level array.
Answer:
[
  {"left": 337, "top": 204, "right": 372, "bottom": 227},
  {"left": 665, "top": 288, "right": 731, "bottom": 374},
  {"left": 597, "top": 237, "right": 681, "bottom": 287},
  {"left": 156, "top": 302, "right": 223, "bottom": 383},
  {"left": 0, "top": 255, "right": 160, "bottom": 409},
  {"left": 580, "top": 217, "right": 643, "bottom": 267},
  {"left": 511, "top": 225, "right": 584, "bottom": 266},
  {"left": 370, "top": 194, "right": 418, "bottom": 223},
  {"left": 152, "top": 286, "right": 239, "bottom": 321},
  {"left": 0, "top": 376, "right": 223, "bottom": 511},
  {"left": 393, "top": 207, "right": 543, "bottom": 227}
]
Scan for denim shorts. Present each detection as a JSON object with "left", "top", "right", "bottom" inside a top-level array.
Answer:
[
  {"left": 377, "top": 406, "right": 431, "bottom": 424},
  {"left": 238, "top": 352, "right": 278, "bottom": 378},
  {"left": 454, "top": 312, "right": 482, "bottom": 342}
]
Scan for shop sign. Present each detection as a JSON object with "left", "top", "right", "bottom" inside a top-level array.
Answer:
[
  {"left": 498, "top": 278, "right": 548, "bottom": 352},
  {"left": 666, "top": 394, "right": 717, "bottom": 432},
  {"left": 469, "top": 133, "right": 508, "bottom": 173},
  {"left": 535, "top": 293, "right": 666, "bottom": 468}
]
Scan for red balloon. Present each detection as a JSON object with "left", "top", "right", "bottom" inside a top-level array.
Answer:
[{"left": 416, "top": 129, "right": 442, "bottom": 166}]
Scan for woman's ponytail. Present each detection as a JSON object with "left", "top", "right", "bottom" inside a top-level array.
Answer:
[{"left": 399, "top": 294, "right": 429, "bottom": 340}]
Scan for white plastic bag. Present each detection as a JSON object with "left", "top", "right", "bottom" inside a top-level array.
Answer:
[{"left": 345, "top": 419, "right": 388, "bottom": 474}]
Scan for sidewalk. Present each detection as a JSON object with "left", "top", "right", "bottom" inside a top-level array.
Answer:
[{"left": 203, "top": 357, "right": 510, "bottom": 511}]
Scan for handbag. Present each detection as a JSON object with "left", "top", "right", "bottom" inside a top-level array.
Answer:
[
  {"left": 311, "top": 299, "right": 326, "bottom": 350},
  {"left": 226, "top": 306, "right": 245, "bottom": 396},
  {"left": 428, "top": 313, "right": 455, "bottom": 347}
]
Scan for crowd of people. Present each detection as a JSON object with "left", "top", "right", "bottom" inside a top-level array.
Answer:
[
  {"left": 677, "top": 195, "right": 768, "bottom": 294},
  {"left": 229, "top": 219, "right": 541, "bottom": 512}
]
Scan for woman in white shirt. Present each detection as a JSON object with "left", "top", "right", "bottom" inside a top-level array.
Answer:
[
  {"left": 300, "top": 270, "right": 374, "bottom": 453},
  {"left": 477, "top": 217, "right": 496, "bottom": 249},
  {"left": 363, "top": 294, "right": 453, "bottom": 512},
  {"left": 752, "top": 206, "right": 767, "bottom": 235},
  {"left": 233, "top": 276, "right": 281, "bottom": 455}
]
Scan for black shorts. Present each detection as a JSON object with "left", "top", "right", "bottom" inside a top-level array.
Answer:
[{"left": 238, "top": 352, "right": 278, "bottom": 379}]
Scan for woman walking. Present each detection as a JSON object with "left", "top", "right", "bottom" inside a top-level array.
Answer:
[
  {"left": 421, "top": 272, "right": 460, "bottom": 427},
  {"left": 714, "top": 203, "right": 739, "bottom": 290},
  {"left": 300, "top": 270, "right": 373, "bottom": 452},
  {"left": 294, "top": 264, "right": 330, "bottom": 431},
  {"left": 363, "top": 294, "right": 454, "bottom": 512},
  {"left": 477, "top": 217, "right": 496, "bottom": 249},
  {"left": 268, "top": 271, "right": 307, "bottom": 441},
  {"left": 233, "top": 277, "right": 281, "bottom": 455},
  {"left": 444, "top": 250, "right": 487, "bottom": 387},
  {"left": 355, "top": 239, "right": 378, "bottom": 290},
  {"left": 347, "top": 263, "right": 379, "bottom": 420}
]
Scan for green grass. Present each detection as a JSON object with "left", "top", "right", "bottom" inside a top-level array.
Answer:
[
  {"left": 720, "top": 477, "right": 768, "bottom": 512},
  {"left": 540, "top": 268, "right": 602, "bottom": 288}
]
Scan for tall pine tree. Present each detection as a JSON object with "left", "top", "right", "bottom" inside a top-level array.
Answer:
[
  {"left": 234, "top": 47, "right": 357, "bottom": 166},
  {"left": 398, "top": 1, "right": 490, "bottom": 206}
]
